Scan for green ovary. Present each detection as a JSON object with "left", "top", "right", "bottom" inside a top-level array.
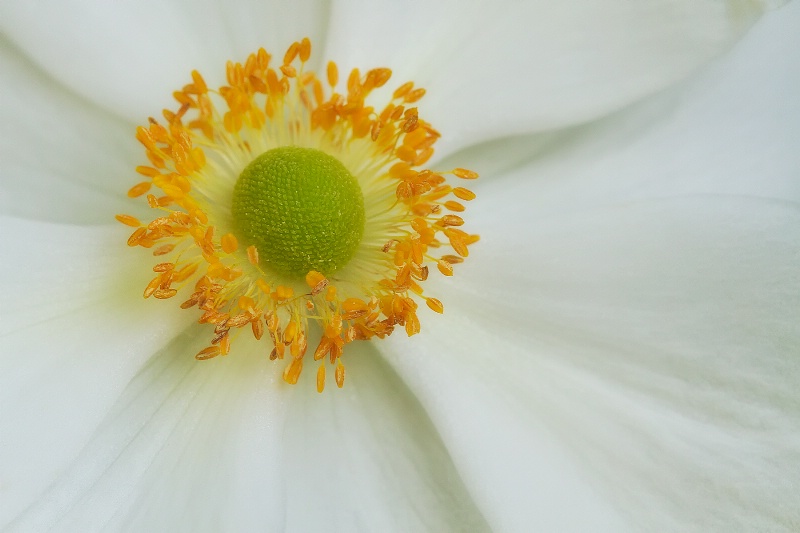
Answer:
[{"left": 231, "top": 146, "right": 366, "bottom": 278}]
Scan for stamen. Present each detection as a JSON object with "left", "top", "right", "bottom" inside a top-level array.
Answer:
[{"left": 118, "top": 38, "right": 479, "bottom": 389}]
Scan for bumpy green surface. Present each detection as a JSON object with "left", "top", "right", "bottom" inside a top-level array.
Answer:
[{"left": 231, "top": 146, "right": 365, "bottom": 278}]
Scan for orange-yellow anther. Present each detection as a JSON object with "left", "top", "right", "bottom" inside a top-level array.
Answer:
[
  {"left": 404, "top": 87, "right": 426, "bottom": 103},
  {"left": 127, "top": 227, "right": 147, "bottom": 247},
  {"left": 115, "top": 214, "right": 141, "bottom": 227},
  {"left": 393, "top": 81, "right": 414, "bottom": 99},
  {"left": 251, "top": 318, "right": 264, "bottom": 340},
  {"left": 284, "top": 320, "right": 298, "bottom": 344},
  {"left": 326, "top": 61, "right": 338, "bottom": 87},
  {"left": 283, "top": 358, "right": 303, "bottom": 384},
  {"left": 444, "top": 200, "right": 465, "bottom": 212},
  {"left": 246, "top": 245, "right": 259, "bottom": 265},
  {"left": 453, "top": 168, "right": 479, "bottom": 179},
  {"left": 452, "top": 187, "right": 476, "bottom": 201},
  {"left": 257, "top": 279, "right": 271, "bottom": 294},
  {"left": 221, "top": 233, "right": 238, "bottom": 254},
  {"left": 219, "top": 332, "right": 231, "bottom": 355},
  {"left": 342, "top": 298, "right": 368, "bottom": 313},
  {"left": 191, "top": 70, "right": 208, "bottom": 93},
  {"left": 316, "top": 364, "right": 326, "bottom": 393},
  {"left": 440, "top": 215, "right": 464, "bottom": 227},
  {"left": 325, "top": 314, "right": 343, "bottom": 339},
  {"left": 196, "top": 346, "right": 221, "bottom": 360},
  {"left": 335, "top": 361, "right": 345, "bottom": 388},
  {"left": 283, "top": 41, "right": 299, "bottom": 65},
  {"left": 426, "top": 297, "right": 444, "bottom": 314},
  {"left": 123, "top": 38, "right": 479, "bottom": 391},
  {"left": 366, "top": 68, "right": 392, "bottom": 90},
  {"left": 325, "top": 285, "right": 337, "bottom": 302},
  {"left": 153, "top": 243, "right": 176, "bottom": 256},
  {"left": 127, "top": 182, "right": 152, "bottom": 198},
  {"left": 314, "top": 338, "right": 332, "bottom": 361},
  {"left": 273, "top": 285, "right": 294, "bottom": 300},
  {"left": 299, "top": 37, "right": 311, "bottom": 62},
  {"left": 305, "top": 270, "right": 327, "bottom": 290},
  {"left": 437, "top": 259, "right": 454, "bottom": 276}
]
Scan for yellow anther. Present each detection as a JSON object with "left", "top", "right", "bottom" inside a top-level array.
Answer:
[
  {"left": 221, "top": 233, "right": 238, "bottom": 254},
  {"left": 122, "top": 38, "right": 479, "bottom": 390},
  {"left": 316, "top": 364, "right": 326, "bottom": 393}
]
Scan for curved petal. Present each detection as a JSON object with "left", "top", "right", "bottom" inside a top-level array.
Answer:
[
  {"left": 0, "top": 40, "right": 138, "bottom": 224},
  {"left": 280, "top": 342, "right": 488, "bottom": 532},
  {"left": 3, "top": 331, "right": 290, "bottom": 533},
  {"left": 384, "top": 197, "right": 800, "bottom": 532},
  {"left": 0, "top": 0, "right": 331, "bottom": 125},
  {"left": 5, "top": 332, "right": 489, "bottom": 531},
  {"left": 0, "top": 217, "right": 191, "bottom": 527},
  {"left": 0, "top": 217, "right": 176, "bottom": 338},
  {"left": 440, "top": 0, "right": 800, "bottom": 197},
  {"left": 379, "top": 8, "right": 800, "bottom": 530},
  {"left": 325, "top": 0, "right": 776, "bottom": 156}
]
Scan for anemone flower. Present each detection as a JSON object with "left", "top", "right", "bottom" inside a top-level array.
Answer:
[{"left": 1, "top": 1, "right": 798, "bottom": 531}]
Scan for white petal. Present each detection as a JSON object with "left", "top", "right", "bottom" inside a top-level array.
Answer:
[
  {"left": 325, "top": 0, "right": 774, "bottom": 155},
  {"left": 5, "top": 336, "right": 488, "bottom": 531},
  {"left": 444, "top": 2, "right": 800, "bottom": 200},
  {"left": 379, "top": 8, "right": 800, "bottom": 530},
  {"left": 0, "top": 217, "right": 167, "bottom": 336},
  {"left": 0, "top": 0, "right": 331, "bottom": 124},
  {"left": 0, "top": 43, "right": 137, "bottom": 223},
  {"left": 280, "top": 342, "right": 487, "bottom": 532},
  {"left": 379, "top": 333, "right": 631, "bottom": 532},
  {"left": 4, "top": 334, "right": 289, "bottom": 533},
  {"left": 394, "top": 197, "right": 800, "bottom": 532},
  {"left": 0, "top": 218, "right": 190, "bottom": 526}
]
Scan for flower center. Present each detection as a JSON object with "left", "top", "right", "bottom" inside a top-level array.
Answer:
[
  {"left": 117, "top": 38, "right": 480, "bottom": 392},
  {"left": 232, "top": 146, "right": 365, "bottom": 278}
]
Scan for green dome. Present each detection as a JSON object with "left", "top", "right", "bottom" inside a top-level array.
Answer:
[{"left": 231, "top": 146, "right": 365, "bottom": 278}]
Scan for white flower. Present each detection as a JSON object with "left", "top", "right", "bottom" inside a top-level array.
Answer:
[{"left": 1, "top": 0, "right": 798, "bottom": 531}]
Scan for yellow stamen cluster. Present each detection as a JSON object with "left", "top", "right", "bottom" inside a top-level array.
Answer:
[{"left": 118, "top": 38, "right": 479, "bottom": 391}]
